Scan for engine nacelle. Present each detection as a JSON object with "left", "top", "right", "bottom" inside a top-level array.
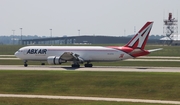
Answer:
[{"left": 47, "top": 56, "right": 67, "bottom": 65}]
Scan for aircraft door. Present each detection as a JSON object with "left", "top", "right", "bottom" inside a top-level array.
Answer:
[{"left": 23, "top": 49, "right": 28, "bottom": 55}]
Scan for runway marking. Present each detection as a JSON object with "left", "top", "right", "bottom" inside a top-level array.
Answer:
[{"left": 0, "top": 94, "right": 180, "bottom": 104}]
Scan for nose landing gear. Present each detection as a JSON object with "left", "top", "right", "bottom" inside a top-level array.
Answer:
[{"left": 24, "top": 60, "right": 28, "bottom": 67}]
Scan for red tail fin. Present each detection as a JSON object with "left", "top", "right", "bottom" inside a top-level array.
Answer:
[{"left": 124, "top": 22, "right": 153, "bottom": 49}]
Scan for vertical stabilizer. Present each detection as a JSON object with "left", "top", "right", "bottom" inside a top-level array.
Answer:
[{"left": 124, "top": 22, "right": 153, "bottom": 49}]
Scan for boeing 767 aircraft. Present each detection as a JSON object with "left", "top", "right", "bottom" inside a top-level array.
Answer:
[{"left": 15, "top": 22, "right": 162, "bottom": 67}]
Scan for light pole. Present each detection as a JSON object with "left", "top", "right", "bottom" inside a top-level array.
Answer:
[
  {"left": 12, "top": 30, "right": 15, "bottom": 45},
  {"left": 20, "top": 28, "right": 22, "bottom": 45},
  {"left": 50, "top": 29, "right": 52, "bottom": 45},
  {"left": 78, "top": 29, "right": 80, "bottom": 36}
]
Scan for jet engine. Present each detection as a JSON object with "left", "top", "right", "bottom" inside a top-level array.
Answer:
[{"left": 47, "top": 56, "right": 67, "bottom": 65}]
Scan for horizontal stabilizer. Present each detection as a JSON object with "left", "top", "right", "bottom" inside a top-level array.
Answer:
[{"left": 148, "top": 48, "right": 163, "bottom": 52}]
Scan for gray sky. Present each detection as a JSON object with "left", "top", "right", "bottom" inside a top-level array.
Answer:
[{"left": 0, "top": 0, "right": 179, "bottom": 37}]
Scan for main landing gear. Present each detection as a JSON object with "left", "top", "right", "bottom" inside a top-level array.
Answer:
[
  {"left": 84, "top": 63, "right": 93, "bottom": 67},
  {"left": 71, "top": 63, "right": 93, "bottom": 68},
  {"left": 41, "top": 63, "right": 45, "bottom": 65},
  {"left": 71, "top": 62, "right": 93, "bottom": 68},
  {"left": 71, "top": 64, "right": 80, "bottom": 68}
]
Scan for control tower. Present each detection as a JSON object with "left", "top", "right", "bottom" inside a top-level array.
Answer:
[{"left": 163, "top": 13, "right": 178, "bottom": 42}]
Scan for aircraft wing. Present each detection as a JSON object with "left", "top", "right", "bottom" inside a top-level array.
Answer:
[
  {"left": 60, "top": 52, "right": 84, "bottom": 63},
  {"left": 148, "top": 48, "right": 163, "bottom": 52}
]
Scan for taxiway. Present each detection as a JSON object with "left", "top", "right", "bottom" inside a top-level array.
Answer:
[{"left": 0, "top": 65, "right": 180, "bottom": 72}]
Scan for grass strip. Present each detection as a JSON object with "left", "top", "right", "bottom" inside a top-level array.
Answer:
[
  {"left": 0, "top": 71, "right": 180, "bottom": 101},
  {"left": 0, "top": 97, "right": 170, "bottom": 105}
]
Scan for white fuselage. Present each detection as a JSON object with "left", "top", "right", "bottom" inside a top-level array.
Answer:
[{"left": 15, "top": 46, "right": 133, "bottom": 62}]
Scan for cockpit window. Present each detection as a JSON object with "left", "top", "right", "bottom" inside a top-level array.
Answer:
[{"left": 18, "top": 50, "right": 23, "bottom": 52}]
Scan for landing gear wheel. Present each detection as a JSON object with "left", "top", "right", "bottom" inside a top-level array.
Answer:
[
  {"left": 71, "top": 64, "right": 80, "bottom": 68},
  {"left": 84, "top": 64, "right": 93, "bottom": 67},
  {"left": 24, "top": 63, "right": 28, "bottom": 67},
  {"left": 24, "top": 60, "right": 28, "bottom": 67},
  {"left": 41, "top": 63, "right": 45, "bottom": 65}
]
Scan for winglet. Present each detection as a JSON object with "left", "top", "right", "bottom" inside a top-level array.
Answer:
[{"left": 124, "top": 22, "right": 153, "bottom": 49}]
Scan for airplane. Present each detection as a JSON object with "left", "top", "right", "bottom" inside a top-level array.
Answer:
[{"left": 15, "top": 21, "right": 162, "bottom": 68}]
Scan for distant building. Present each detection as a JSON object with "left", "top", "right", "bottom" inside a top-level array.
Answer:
[{"left": 22, "top": 35, "right": 160, "bottom": 45}]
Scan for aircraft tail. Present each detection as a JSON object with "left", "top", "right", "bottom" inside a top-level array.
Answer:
[
  {"left": 124, "top": 22, "right": 153, "bottom": 49},
  {"left": 107, "top": 21, "right": 162, "bottom": 58}
]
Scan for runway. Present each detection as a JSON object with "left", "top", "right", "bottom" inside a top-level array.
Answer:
[
  {"left": 0, "top": 65, "right": 180, "bottom": 72},
  {"left": 0, "top": 94, "right": 180, "bottom": 104}
]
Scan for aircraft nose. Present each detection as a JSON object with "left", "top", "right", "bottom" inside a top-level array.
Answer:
[{"left": 14, "top": 51, "right": 19, "bottom": 58}]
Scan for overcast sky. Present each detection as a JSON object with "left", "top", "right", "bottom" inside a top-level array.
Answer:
[{"left": 0, "top": 0, "right": 179, "bottom": 37}]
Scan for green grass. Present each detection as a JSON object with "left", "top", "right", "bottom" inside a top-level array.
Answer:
[
  {"left": 0, "top": 71, "right": 180, "bottom": 101},
  {"left": 0, "top": 45, "right": 23, "bottom": 55},
  {"left": 0, "top": 97, "right": 171, "bottom": 105},
  {"left": 0, "top": 98, "right": 170, "bottom": 105}
]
